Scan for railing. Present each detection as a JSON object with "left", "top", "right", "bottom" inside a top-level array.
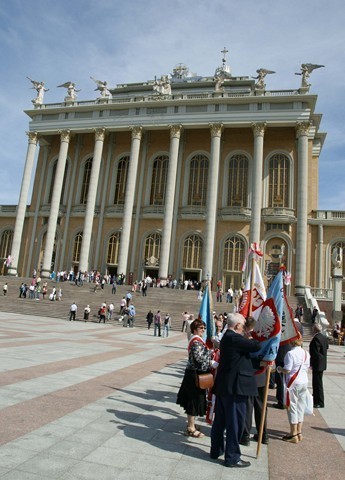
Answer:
[
  {"left": 141, "top": 205, "right": 164, "bottom": 215},
  {"left": 218, "top": 206, "right": 251, "bottom": 216},
  {"left": 179, "top": 205, "right": 207, "bottom": 216},
  {"left": 304, "top": 287, "right": 329, "bottom": 334},
  {"left": 262, "top": 207, "right": 295, "bottom": 217},
  {"left": 312, "top": 210, "right": 345, "bottom": 220},
  {"left": 310, "top": 288, "right": 333, "bottom": 300},
  {"left": 0, "top": 205, "right": 17, "bottom": 213},
  {"left": 34, "top": 88, "right": 301, "bottom": 110}
]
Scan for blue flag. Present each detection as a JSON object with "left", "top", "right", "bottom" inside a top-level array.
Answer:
[
  {"left": 250, "top": 270, "right": 284, "bottom": 362},
  {"left": 198, "top": 284, "right": 215, "bottom": 347}
]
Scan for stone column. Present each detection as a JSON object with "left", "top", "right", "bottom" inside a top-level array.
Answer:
[
  {"left": 41, "top": 130, "right": 71, "bottom": 278},
  {"left": 249, "top": 123, "right": 266, "bottom": 246},
  {"left": 159, "top": 125, "right": 182, "bottom": 285},
  {"left": 8, "top": 132, "right": 38, "bottom": 276},
  {"left": 202, "top": 123, "right": 223, "bottom": 282},
  {"left": 317, "top": 223, "right": 324, "bottom": 289},
  {"left": 117, "top": 126, "right": 143, "bottom": 278},
  {"left": 79, "top": 128, "right": 106, "bottom": 273},
  {"left": 295, "top": 122, "right": 310, "bottom": 295}
]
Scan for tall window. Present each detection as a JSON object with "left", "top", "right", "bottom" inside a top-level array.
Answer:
[
  {"left": 72, "top": 232, "right": 83, "bottom": 263},
  {"left": 114, "top": 156, "right": 129, "bottom": 205},
  {"left": 107, "top": 232, "right": 121, "bottom": 264},
  {"left": 188, "top": 155, "right": 208, "bottom": 206},
  {"left": 223, "top": 235, "right": 245, "bottom": 271},
  {"left": 183, "top": 234, "right": 203, "bottom": 269},
  {"left": 228, "top": 154, "right": 248, "bottom": 207},
  {"left": 48, "top": 160, "right": 68, "bottom": 204},
  {"left": 80, "top": 158, "right": 93, "bottom": 204},
  {"left": 268, "top": 154, "right": 290, "bottom": 207},
  {"left": 0, "top": 230, "right": 13, "bottom": 260},
  {"left": 144, "top": 233, "right": 161, "bottom": 265},
  {"left": 150, "top": 155, "right": 169, "bottom": 205}
]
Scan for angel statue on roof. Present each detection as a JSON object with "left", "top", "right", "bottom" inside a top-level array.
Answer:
[
  {"left": 90, "top": 77, "right": 111, "bottom": 98},
  {"left": 57, "top": 81, "right": 81, "bottom": 101},
  {"left": 27, "top": 77, "right": 49, "bottom": 105},
  {"left": 252, "top": 68, "right": 275, "bottom": 90},
  {"left": 295, "top": 63, "right": 324, "bottom": 88}
]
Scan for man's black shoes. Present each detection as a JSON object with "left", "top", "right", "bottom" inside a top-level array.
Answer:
[
  {"left": 314, "top": 404, "right": 324, "bottom": 408},
  {"left": 239, "top": 436, "right": 250, "bottom": 446},
  {"left": 225, "top": 459, "right": 251, "bottom": 468}
]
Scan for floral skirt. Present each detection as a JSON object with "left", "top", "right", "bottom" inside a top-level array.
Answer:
[{"left": 176, "top": 368, "right": 207, "bottom": 417}]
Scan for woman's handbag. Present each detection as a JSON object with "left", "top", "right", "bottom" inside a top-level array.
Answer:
[
  {"left": 304, "top": 389, "right": 314, "bottom": 416},
  {"left": 195, "top": 372, "right": 214, "bottom": 389}
]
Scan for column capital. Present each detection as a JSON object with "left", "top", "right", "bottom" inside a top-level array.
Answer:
[
  {"left": 58, "top": 130, "right": 71, "bottom": 143},
  {"left": 295, "top": 121, "right": 311, "bottom": 138},
  {"left": 26, "top": 131, "right": 38, "bottom": 145},
  {"left": 169, "top": 124, "right": 182, "bottom": 139},
  {"left": 94, "top": 127, "right": 106, "bottom": 142},
  {"left": 130, "top": 126, "right": 143, "bottom": 140},
  {"left": 209, "top": 123, "right": 223, "bottom": 138},
  {"left": 252, "top": 122, "right": 267, "bottom": 137}
]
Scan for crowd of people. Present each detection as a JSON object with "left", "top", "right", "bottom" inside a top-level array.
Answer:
[{"left": 176, "top": 307, "right": 331, "bottom": 468}]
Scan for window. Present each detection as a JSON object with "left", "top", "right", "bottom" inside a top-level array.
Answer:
[
  {"left": 228, "top": 154, "right": 248, "bottom": 207},
  {"left": 223, "top": 235, "right": 245, "bottom": 271},
  {"left": 114, "top": 156, "right": 129, "bottom": 205},
  {"left": 72, "top": 232, "right": 83, "bottom": 263},
  {"left": 268, "top": 154, "right": 290, "bottom": 207},
  {"left": 150, "top": 155, "right": 169, "bottom": 205},
  {"left": 0, "top": 230, "right": 13, "bottom": 260},
  {"left": 107, "top": 232, "right": 121, "bottom": 265},
  {"left": 188, "top": 155, "right": 208, "bottom": 206},
  {"left": 48, "top": 160, "right": 68, "bottom": 204},
  {"left": 144, "top": 233, "right": 161, "bottom": 265},
  {"left": 183, "top": 234, "right": 203, "bottom": 269},
  {"left": 80, "top": 158, "right": 93, "bottom": 204}
]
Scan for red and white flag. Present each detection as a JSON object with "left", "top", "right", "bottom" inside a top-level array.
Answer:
[{"left": 239, "top": 261, "right": 266, "bottom": 320}]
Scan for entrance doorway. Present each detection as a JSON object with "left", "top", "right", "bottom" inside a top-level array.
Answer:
[
  {"left": 223, "top": 272, "right": 243, "bottom": 291},
  {"left": 183, "top": 270, "right": 201, "bottom": 282},
  {"left": 144, "top": 268, "right": 159, "bottom": 279},
  {"left": 107, "top": 266, "right": 117, "bottom": 277}
]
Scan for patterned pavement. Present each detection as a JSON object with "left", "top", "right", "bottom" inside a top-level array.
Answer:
[{"left": 0, "top": 312, "right": 344, "bottom": 479}]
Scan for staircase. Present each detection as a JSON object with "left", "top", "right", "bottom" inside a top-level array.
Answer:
[{"left": 0, "top": 277, "right": 227, "bottom": 329}]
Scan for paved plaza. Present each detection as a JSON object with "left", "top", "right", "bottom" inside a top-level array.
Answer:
[{"left": 0, "top": 311, "right": 344, "bottom": 479}]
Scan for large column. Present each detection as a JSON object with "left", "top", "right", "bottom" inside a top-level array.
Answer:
[
  {"left": 202, "top": 123, "right": 223, "bottom": 282},
  {"left": 8, "top": 132, "right": 38, "bottom": 276},
  {"left": 317, "top": 223, "right": 324, "bottom": 289},
  {"left": 295, "top": 122, "right": 310, "bottom": 295},
  {"left": 41, "top": 130, "right": 71, "bottom": 278},
  {"left": 79, "top": 128, "right": 106, "bottom": 273},
  {"left": 117, "top": 126, "right": 143, "bottom": 278},
  {"left": 249, "top": 123, "right": 266, "bottom": 246},
  {"left": 159, "top": 125, "right": 182, "bottom": 285}
]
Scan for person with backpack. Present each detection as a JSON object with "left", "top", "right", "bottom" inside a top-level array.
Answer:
[{"left": 163, "top": 313, "right": 171, "bottom": 338}]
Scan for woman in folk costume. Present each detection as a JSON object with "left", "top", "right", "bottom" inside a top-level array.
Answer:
[
  {"left": 277, "top": 333, "right": 310, "bottom": 443},
  {"left": 176, "top": 319, "right": 218, "bottom": 437}
]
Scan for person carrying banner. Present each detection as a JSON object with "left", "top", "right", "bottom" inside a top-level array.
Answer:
[{"left": 210, "top": 313, "right": 261, "bottom": 468}]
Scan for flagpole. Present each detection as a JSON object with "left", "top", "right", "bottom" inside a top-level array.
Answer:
[
  {"left": 248, "top": 255, "right": 255, "bottom": 317},
  {"left": 256, "top": 364, "right": 272, "bottom": 458}
]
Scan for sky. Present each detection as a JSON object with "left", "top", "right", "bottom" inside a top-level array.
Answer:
[{"left": 0, "top": 0, "right": 344, "bottom": 209}]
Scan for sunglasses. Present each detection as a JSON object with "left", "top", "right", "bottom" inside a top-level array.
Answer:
[{"left": 198, "top": 326, "right": 206, "bottom": 330}]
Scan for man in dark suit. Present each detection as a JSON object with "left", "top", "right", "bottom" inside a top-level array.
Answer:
[
  {"left": 309, "top": 323, "right": 328, "bottom": 408},
  {"left": 210, "top": 313, "right": 261, "bottom": 468}
]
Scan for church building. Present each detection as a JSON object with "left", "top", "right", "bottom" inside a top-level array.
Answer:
[{"left": 0, "top": 51, "right": 344, "bottom": 294}]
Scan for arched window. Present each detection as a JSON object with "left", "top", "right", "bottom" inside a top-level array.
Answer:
[
  {"left": 114, "top": 156, "right": 129, "bottom": 205},
  {"left": 107, "top": 232, "right": 121, "bottom": 265},
  {"left": 183, "top": 234, "right": 203, "bottom": 269},
  {"left": 48, "top": 160, "right": 68, "bottom": 204},
  {"left": 228, "top": 154, "right": 248, "bottom": 207},
  {"left": 80, "top": 158, "right": 93, "bottom": 204},
  {"left": 268, "top": 154, "right": 290, "bottom": 207},
  {"left": 188, "top": 155, "right": 208, "bottom": 206},
  {"left": 0, "top": 230, "right": 13, "bottom": 260},
  {"left": 150, "top": 155, "right": 169, "bottom": 205},
  {"left": 144, "top": 233, "right": 161, "bottom": 265},
  {"left": 73, "top": 232, "right": 83, "bottom": 263},
  {"left": 223, "top": 235, "right": 245, "bottom": 272}
]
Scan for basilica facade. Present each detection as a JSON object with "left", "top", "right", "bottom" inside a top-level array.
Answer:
[{"left": 1, "top": 57, "right": 344, "bottom": 294}]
